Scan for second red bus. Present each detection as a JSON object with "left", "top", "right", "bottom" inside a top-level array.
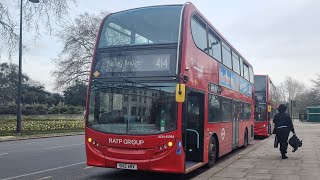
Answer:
[{"left": 254, "top": 75, "right": 277, "bottom": 137}]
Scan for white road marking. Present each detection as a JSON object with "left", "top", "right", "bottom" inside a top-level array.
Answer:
[
  {"left": 0, "top": 153, "right": 8, "bottom": 156},
  {"left": 1, "top": 162, "right": 85, "bottom": 180},
  {"left": 43, "top": 143, "right": 84, "bottom": 150},
  {"left": 83, "top": 166, "right": 93, "bottom": 170},
  {"left": 36, "top": 176, "right": 52, "bottom": 180}
]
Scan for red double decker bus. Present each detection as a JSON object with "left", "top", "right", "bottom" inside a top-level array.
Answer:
[
  {"left": 254, "top": 75, "right": 277, "bottom": 137},
  {"left": 85, "top": 2, "right": 255, "bottom": 174}
]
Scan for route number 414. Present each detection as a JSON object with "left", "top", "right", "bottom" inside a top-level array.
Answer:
[{"left": 155, "top": 57, "right": 168, "bottom": 69}]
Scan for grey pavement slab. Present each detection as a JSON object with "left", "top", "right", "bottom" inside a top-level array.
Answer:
[{"left": 193, "top": 121, "right": 320, "bottom": 180}]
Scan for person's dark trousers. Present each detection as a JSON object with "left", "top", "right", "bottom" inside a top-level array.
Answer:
[{"left": 276, "top": 128, "right": 290, "bottom": 158}]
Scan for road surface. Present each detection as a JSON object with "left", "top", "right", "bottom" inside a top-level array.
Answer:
[{"left": 0, "top": 135, "right": 254, "bottom": 180}]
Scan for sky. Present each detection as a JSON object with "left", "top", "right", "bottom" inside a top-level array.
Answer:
[{"left": 2, "top": 0, "right": 320, "bottom": 92}]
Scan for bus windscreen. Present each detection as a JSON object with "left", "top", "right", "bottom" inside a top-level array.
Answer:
[
  {"left": 98, "top": 6, "right": 182, "bottom": 48},
  {"left": 87, "top": 82, "right": 177, "bottom": 135},
  {"left": 254, "top": 76, "right": 266, "bottom": 103},
  {"left": 254, "top": 76, "right": 266, "bottom": 93},
  {"left": 255, "top": 104, "right": 267, "bottom": 121}
]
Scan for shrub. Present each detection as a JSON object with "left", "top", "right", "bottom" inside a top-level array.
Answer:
[
  {"left": 66, "top": 106, "right": 76, "bottom": 114},
  {"left": 35, "top": 104, "right": 48, "bottom": 115},
  {"left": 0, "top": 103, "right": 83, "bottom": 115},
  {"left": 48, "top": 106, "right": 60, "bottom": 114},
  {"left": 22, "top": 105, "right": 37, "bottom": 115},
  {"left": 0, "top": 103, "right": 17, "bottom": 115},
  {"left": 59, "top": 106, "right": 68, "bottom": 114}
]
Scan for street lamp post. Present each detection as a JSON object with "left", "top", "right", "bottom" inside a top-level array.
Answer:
[{"left": 16, "top": 0, "right": 40, "bottom": 134}]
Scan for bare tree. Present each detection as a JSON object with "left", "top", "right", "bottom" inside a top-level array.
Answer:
[
  {"left": 0, "top": 0, "right": 76, "bottom": 57},
  {"left": 52, "top": 12, "right": 108, "bottom": 90},
  {"left": 275, "top": 76, "right": 320, "bottom": 115},
  {"left": 274, "top": 85, "right": 286, "bottom": 104},
  {"left": 295, "top": 90, "right": 319, "bottom": 113},
  {"left": 282, "top": 76, "right": 305, "bottom": 101},
  {"left": 311, "top": 74, "right": 320, "bottom": 101}
]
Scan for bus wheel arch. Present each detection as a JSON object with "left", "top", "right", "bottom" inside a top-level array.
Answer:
[{"left": 206, "top": 134, "right": 219, "bottom": 168}]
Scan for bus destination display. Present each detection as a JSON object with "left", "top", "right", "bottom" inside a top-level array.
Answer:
[{"left": 95, "top": 53, "right": 175, "bottom": 76}]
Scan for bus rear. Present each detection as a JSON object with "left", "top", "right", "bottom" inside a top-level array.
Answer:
[{"left": 85, "top": 5, "right": 186, "bottom": 173}]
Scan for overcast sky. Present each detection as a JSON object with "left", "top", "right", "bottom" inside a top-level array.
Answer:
[{"left": 3, "top": 0, "right": 320, "bottom": 92}]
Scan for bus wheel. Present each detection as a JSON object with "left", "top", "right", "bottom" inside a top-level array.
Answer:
[{"left": 207, "top": 137, "right": 217, "bottom": 168}]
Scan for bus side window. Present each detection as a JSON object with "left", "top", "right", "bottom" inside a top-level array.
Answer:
[
  {"left": 221, "top": 42, "right": 232, "bottom": 69},
  {"left": 249, "top": 66, "right": 254, "bottom": 83},
  {"left": 240, "top": 58, "right": 244, "bottom": 77},
  {"left": 208, "top": 29, "right": 221, "bottom": 62},
  {"left": 191, "top": 15, "right": 207, "bottom": 52},
  {"left": 232, "top": 51, "right": 240, "bottom": 75},
  {"left": 240, "top": 102, "right": 245, "bottom": 120},
  {"left": 243, "top": 63, "right": 250, "bottom": 81},
  {"left": 221, "top": 97, "right": 232, "bottom": 122},
  {"left": 208, "top": 94, "right": 221, "bottom": 122}
]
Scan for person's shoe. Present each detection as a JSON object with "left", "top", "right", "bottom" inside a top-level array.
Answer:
[{"left": 282, "top": 155, "right": 288, "bottom": 159}]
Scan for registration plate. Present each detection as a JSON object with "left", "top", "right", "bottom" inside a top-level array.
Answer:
[{"left": 116, "top": 163, "right": 137, "bottom": 170}]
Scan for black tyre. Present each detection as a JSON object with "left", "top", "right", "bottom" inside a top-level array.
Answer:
[{"left": 206, "top": 137, "right": 217, "bottom": 168}]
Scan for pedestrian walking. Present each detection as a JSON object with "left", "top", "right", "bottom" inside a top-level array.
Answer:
[
  {"left": 273, "top": 104, "right": 296, "bottom": 159},
  {"left": 299, "top": 113, "right": 302, "bottom": 122}
]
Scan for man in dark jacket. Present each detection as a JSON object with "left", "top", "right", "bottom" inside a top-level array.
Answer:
[{"left": 273, "top": 104, "right": 295, "bottom": 159}]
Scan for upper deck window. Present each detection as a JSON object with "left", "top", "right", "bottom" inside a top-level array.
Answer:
[
  {"left": 254, "top": 76, "right": 266, "bottom": 93},
  {"left": 232, "top": 52, "right": 240, "bottom": 75},
  {"left": 191, "top": 15, "right": 207, "bottom": 52},
  {"left": 254, "top": 76, "right": 267, "bottom": 103},
  {"left": 222, "top": 42, "right": 232, "bottom": 69},
  {"left": 208, "top": 29, "right": 221, "bottom": 62},
  {"left": 243, "top": 63, "right": 250, "bottom": 81},
  {"left": 98, "top": 6, "right": 182, "bottom": 48},
  {"left": 240, "top": 58, "right": 244, "bottom": 76},
  {"left": 249, "top": 66, "right": 254, "bottom": 83}
]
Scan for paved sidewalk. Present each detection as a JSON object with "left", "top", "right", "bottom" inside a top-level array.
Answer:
[{"left": 194, "top": 121, "right": 320, "bottom": 180}]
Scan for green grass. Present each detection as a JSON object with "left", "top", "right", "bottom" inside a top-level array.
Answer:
[{"left": 0, "top": 119, "right": 84, "bottom": 136}]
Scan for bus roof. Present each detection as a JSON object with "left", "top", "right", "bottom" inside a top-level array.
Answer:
[
  {"left": 185, "top": 2, "right": 253, "bottom": 68},
  {"left": 255, "top": 74, "right": 275, "bottom": 85},
  {"left": 106, "top": 2, "right": 253, "bottom": 68},
  {"left": 107, "top": 4, "right": 183, "bottom": 16}
]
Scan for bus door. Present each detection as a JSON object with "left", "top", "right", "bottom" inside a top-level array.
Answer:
[
  {"left": 182, "top": 90, "right": 204, "bottom": 171},
  {"left": 232, "top": 100, "right": 240, "bottom": 149}
]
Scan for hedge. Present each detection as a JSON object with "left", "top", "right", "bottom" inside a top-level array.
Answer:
[{"left": 0, "top": 104, "right": 83, "bottom": 115}]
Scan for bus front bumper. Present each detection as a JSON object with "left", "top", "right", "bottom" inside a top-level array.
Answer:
[{"left": 86, "top": 141, "right": 185, "bottom": 173}]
